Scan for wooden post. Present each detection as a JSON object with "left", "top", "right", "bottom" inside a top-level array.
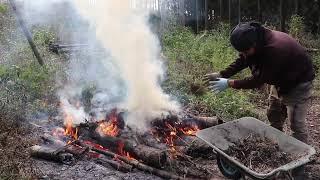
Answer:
[
  {"left": 280, "top": 0, "right": 285, "bottom": 32},
  {"left": 229, "top": 0, "right": 231, "bottom": 24},
  {"left": 204, "top": 0, "right": 208, "bottom": 30},
  {"left": 294, "top": 0, "right": 299, "bottom": 14},
  {"left": 8, "top": 0, "right": 44, "bottom": 66},
  {"left": 257, "top": 0, "right": 262, "bottom": 22},
  {"left": 219, "top": 0, "right": 223, "bottom": 20},
  {"left": 238, "top": 0, "right": 241, "bottom": 23},
  {"left": 195, "top": 0, "right": 199, "bottom": 33},
  {"left": 179, "top": 0, "right": 185, "bottom": 26}
]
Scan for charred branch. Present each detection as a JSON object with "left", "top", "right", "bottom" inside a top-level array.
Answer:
[
  {"left": 30, "top": 145, "right": 75, "bottom": 165},
  {"left": 78, "top": 141, "right": 190, "bottom": 180},
  {"left": 88, "top": 130, "right": 168, "bottom": 168},
  {"left": 95, "top": 157, "right": 133, "bottom": 173}
]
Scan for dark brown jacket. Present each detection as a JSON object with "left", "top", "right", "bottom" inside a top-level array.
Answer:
[{"left": 220, "top": 28, "right": 315, "bottom": 95}]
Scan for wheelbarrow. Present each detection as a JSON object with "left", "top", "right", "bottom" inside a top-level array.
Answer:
[{"left": 196, "top": 117, "right": 316, "bottom": 179}]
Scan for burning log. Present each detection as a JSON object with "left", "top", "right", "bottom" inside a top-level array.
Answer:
[
  {"left": 89, "top": 131, "right": 168, "bottom": 168},
  {"left": 78, "top": 141, "right": 190, "bottom": 180},
  {"left": 184, "top": 115, "right": 224, "bottom": 129},
  {"left": 152, "top": 114, "right": 222, "bottom": 130},
  {"left": 30, "top": 145, "right": 75, "bottom": 165}
]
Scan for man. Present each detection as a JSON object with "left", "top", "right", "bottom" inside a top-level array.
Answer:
[{"left": 204, "top": 22, "right": 315, "bottom": 179}]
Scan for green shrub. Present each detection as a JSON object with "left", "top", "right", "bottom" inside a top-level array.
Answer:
[
  {"left": 33, "top": 28, "right": 56, "bottom": 46},
  {"left": 0, "top": 4, "right": 7, "bottom": 14},
  {"left": 162, "top": 24, "right": 258, "bottom": 119},
  {"left": 289, "top": 15, "right": 305, "bottom": 40},
  {"left": 193, "top": 90, "right": 256, "bottom": 119}
]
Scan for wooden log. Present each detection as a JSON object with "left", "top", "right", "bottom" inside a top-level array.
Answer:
[
  {"left": 78, "top": 141, "right": 190, "bottom": 180},
  {"left": 183, "top": 115, "right": 223, "bottom": 129},
  {"left": 30, "top": 145, "right": 75, "bottom": 165},
  {"left": 89, "top": 131, "right": 168, "bottom": 168},
  {"left": 95, "top": 157, "right": 133, "bottom": 173},
  {"left": 41, "top": 134, "right": 65, "bottom": 147}
]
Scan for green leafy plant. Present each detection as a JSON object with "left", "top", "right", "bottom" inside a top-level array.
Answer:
[
  {"left": 289, "top": 15, "right": 305, "bottom": 40},
  {"left": 162, "top": 24, "right": 259, "bottom": 119}
]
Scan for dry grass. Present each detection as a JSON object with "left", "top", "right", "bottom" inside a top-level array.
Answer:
[{"left": 0, "top": 114, "right": 39, "bottom": 179}]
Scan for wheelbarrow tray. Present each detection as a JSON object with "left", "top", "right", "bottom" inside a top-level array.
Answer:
[{"left": 196, "top": 117, "right": 316, "bottom": 179}]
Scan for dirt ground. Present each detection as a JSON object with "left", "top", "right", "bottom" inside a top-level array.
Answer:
[{"left": 305, "top": 96, "right": 320, "bottom": 179}]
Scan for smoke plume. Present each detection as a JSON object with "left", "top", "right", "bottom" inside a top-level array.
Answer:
[
  {"left": 72, "top": 0, "right": 179, "bottom": 130},
  {"left": 19, "top": 0, "right": 180, "bottom": 130}
]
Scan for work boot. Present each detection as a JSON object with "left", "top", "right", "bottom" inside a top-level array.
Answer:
[
  {"left": 267, "top": 100, "right": 287, "bottom": 131},
  {"left": 292, "top": 166, "right": 306, "bottom": 180}
]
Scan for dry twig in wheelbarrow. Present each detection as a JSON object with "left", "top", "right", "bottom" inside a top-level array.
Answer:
[{"left": 225, "top": 134, "right": 298, "bottom": 174}]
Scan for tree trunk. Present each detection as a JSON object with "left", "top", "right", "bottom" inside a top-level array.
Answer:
[
  {"left": 280, "top": 0, "right": 285, "bottom": 32},
  {"left": 229, "top": 0, "right": 232, "bottom": 24},
  {"left": 238, "top": 0, "right": 241, "bottom": 23},
  {"left": 195, "top": 0, "right": 199, "bottom": 33},
  {"left": 257, "top": 0, "right": 262, "bottom": 22},
  {"left": 204, "top": 0, "right": 208, "bottom": 30},
  {"left": 179, "top": 0, "right": 185, "bottom": 26},
  {"left": 219, "top": 0, "right": 223, "bottom": 20},
  {"left": 294, "top": 0, "right": 299, "bottom": 14},
  {"left": 8, "top": 0, "right": 44, "bottom": 66}
]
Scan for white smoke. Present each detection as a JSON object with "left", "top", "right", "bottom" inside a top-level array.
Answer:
[
  {"left": 18, "top": 0, "right": 180, "bottom": 130},
  {"left": 72, "top": 0, "right": 179, "bottom": 130}
]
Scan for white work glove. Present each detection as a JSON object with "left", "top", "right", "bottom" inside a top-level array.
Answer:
[
  {"left": 209, "top": 78, "right": 229, "bottom": 93},
  {"left": 203, "top": 72, "right": 221, "bottom": 84}
]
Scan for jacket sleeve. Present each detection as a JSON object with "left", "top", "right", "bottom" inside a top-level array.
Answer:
[
  {"left": 232, "top": 76, "right": 265, "bottom": 89},
  {"left": 219, "top": 56, "right": 249, "bottom": 78}
]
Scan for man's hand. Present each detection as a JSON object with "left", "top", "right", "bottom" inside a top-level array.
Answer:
[
  {"left": 203, "top": 72, "right": 221, "bottom": 84},
  {"left": 209, "top": 78, "right": 229, "bottom": 93}
]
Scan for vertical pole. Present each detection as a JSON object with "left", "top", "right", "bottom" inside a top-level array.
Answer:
[
  {"left": 196, "top": 0, "right": 199, "bottom": 33},
  {"left": 280, "top": 0, "right": 285, "bottom": 32},
  {"left": 238, "top": 0, "right": 241, "bottom": 23},
  {"left": 294, "top": 0, "right": 299, "bottom": 14},
  {"left": 257, "top": 0, "right": 262, "bottom": 22},
  {"left": 219, "top": 0, "right": 223, "bottom": 20},
  {"left": 179, "top": 0, "right": 185, "bottom": 26},
  {"left": 8, "top": 0, "right": 44, "bottom": 66},
  {"left": 205, "top": 0, "right": 208, "bottom": 30},
  {"left": 229, "top": 0, "right": 232, "bottom": 24}
]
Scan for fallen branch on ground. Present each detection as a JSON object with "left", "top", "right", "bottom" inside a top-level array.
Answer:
[{"left": 77, "top": 140, "right": 191, "bottom": 180}]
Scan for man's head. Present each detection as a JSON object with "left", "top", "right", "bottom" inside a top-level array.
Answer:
[{"left": 230, "top": 22, "right": 262, "bottom": 57}]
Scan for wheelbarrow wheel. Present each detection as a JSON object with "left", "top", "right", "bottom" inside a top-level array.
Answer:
[{"left": 217, "top": 154, "right": 242, "bottom": 180}]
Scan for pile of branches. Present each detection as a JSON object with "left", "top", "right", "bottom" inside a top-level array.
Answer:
[
  {"left": 31, "top": 115, "right": 221, "bottom": 179},
  {"left": 226, "top": 134, "right": 294, "bottom": 173}
]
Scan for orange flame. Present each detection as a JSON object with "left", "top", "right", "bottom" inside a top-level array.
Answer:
[
  {"left": 83, "top": 140, "right": 108, "bottom": 151},
  {"left": 98, "top": 121, "right": 119, "bottom": 137},
  {"left": 64, "top": 112, "right": 78, "bottom": 140},
  {"left": 97, "top": 110, "right": 120, "bottom": 137},
  {"left": 117, "top": 141, "right": 135, "bottom": 160},
  {"left": 180, "top": 125, "right": 200, "bottom": 136}
]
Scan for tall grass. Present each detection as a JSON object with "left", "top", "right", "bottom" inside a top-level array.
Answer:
[{"left": 162, "top": 25, "right": 257, "bottom": 120}]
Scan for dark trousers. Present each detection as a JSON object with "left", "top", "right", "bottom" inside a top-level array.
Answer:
[{"left": 267, "top": 82, "right": 313, "bottom": 180}]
